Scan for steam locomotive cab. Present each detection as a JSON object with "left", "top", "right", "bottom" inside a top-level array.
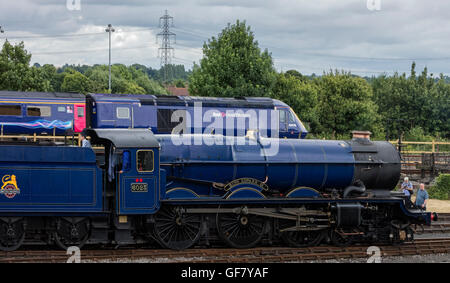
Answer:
[{"left": 86, "top": 128, "right": 163, "bottom": 216}]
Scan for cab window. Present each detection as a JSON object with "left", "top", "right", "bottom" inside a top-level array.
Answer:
[
  {"left": 288, "top": 111, "right": 296, "bottom": 123},
  {"left": 137, "top": 150, "right": 154, "bottom": 172},
  {"left": 279, "top": 110, "right": 286, "bottom": 123}
]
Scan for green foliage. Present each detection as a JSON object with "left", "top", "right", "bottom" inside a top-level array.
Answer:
[
  {"left": 371, "top": 62, "right": 450, "bottom": 139},
  {"left": 189, "top": 20, "right": 277, "bottom": 97},
  {"left": 404, "top": 126, "right": 433, "bottom": 142},
  {"left": 429, "top": 174, "right": 450, "bottom": 200},
  {"left": 285, "top": 69, "right": 308, "bottom": 83},
  {"left": 0, "top": 41, "right": 52, "bottom": 92},
  {"left": 272, "top": 72, "right": 319, "bottom": 132},
  {"left": 159, "top": 64, "right": 190, "bottom": 82},
  {"left": 314, "top": 70, "right": 382, "bottom": 139},
  {"left": 61, "top": 70, "right": 91, "bottom": 94},
  {"left": 175, "top": 79, "right": 186, "bottom": 88}
]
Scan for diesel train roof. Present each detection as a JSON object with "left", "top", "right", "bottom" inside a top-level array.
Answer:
[
  {"left": 0, "top": 90, "right": 85, "bottom": 100},
  {"left": 87, "top": 93, "right": 289, "bottom": 108}
]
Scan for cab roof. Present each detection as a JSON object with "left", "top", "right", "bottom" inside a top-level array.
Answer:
[{"left": 86, "top": 128, "right": 160, "bottom": 148}]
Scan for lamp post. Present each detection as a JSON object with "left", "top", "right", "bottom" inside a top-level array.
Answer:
[{"left": 105, "top": 24, "right": 115, "bottom": 92}]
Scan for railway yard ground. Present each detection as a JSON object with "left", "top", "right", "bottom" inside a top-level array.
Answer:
[
  {"left": 422, "top": 199, "right": 450, "bottom": 213},
  {"left": 1, "top": 208, "right": 449, "bottom": 263}
]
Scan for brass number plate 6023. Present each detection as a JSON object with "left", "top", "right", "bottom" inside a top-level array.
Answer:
[{"left": 131, "top": 183, "right": 148, "bottom": 192}]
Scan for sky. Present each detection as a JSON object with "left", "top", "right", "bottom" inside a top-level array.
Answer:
[{"left": 1, "top": 0, "right": 450, "bottom": 76}]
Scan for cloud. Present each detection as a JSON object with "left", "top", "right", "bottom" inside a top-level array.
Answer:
[{"left": 1, "top": 0, "right": 449, "bottom": 75}]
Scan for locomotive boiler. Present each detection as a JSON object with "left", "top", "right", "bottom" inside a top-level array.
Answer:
[{"left": 157, "top": 133, "right": 401, "bottom": 198}]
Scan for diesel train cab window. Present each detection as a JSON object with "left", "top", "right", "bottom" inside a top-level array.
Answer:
[
  {"left": 279, "top": 110, "right": 286, "bottom": 123},
  {"left": 288, "top": 111, "right": 296, "bottom": 123},
  {"left": 27, "top": 106, "right": 51, "bottom": 117},
  {"left": 0, "top": 105, "right": 21, "bottom": 116},
  {"left": 137, "top": 150, "right": 154, "bottom": 172}
]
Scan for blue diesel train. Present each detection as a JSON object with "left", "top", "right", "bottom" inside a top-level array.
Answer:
[
  {"left": 0, "top": 91, "right": 308, "bottom": 139},
  {"left": 0, "top": 129, "right": 434, "bottom": 251},
  {"left": 86, "top": 93, "right": 308, "bottom": 138}
]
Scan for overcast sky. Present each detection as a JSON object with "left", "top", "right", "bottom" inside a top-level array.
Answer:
[{"left": 1, "top": 0, "right": 449, "bottom": 76}]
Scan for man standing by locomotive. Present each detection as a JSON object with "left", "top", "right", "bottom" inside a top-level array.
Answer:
[
  {"left": 415, "top": 183, "right": 429, "bottom": 210},
  {"left": 401, "top": 177, "right": 414, "bottom": 202}
]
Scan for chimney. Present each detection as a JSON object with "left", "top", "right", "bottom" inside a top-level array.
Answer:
[{"left": 351, "top": 130, "right": 372, "bottom": 140}]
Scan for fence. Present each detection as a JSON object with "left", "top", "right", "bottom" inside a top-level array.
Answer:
[
  {"left": 401, "top": 152, "right": 450, "bottom": 178},
  {"left": 389, "top": 140, "right": 450, "bottom": 154},
  {"left": 0, "top": 132, "right": 82, "bottom": 146}
]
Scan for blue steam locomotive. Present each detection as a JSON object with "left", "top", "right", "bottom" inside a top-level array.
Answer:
[{"left": 0, "top": 128, "right": 434, "bottom": 251}]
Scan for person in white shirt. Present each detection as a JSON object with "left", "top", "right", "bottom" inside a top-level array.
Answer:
[{"left": 80, "top": 131, "right": 91, "bottom": 148}]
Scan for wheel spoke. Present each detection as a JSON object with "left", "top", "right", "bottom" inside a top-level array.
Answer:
[
  {"left": 217, "top": 212, "right": 265, "bottom": 249},
  {"left": 279, "top": 219, "right": 325, "bottom": 248},
  {"left": 0, "top": 219, "right": 25, "bottom": 252},
  {"left": 154, "top": 207, "right": 202, "bottom": 250},
  {"left": 54, "top": 218, "right": 90, "bottom": 250}
]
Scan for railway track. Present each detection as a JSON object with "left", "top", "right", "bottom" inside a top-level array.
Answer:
[
  {"left": 1, "top": 238, "right": 449, "bottom": 263},
  {"left": 1, "top": 213, "right": 449, "bottom": 263},
  {"left": 419, "top": 213, "right": 450, "bottom": 234}
]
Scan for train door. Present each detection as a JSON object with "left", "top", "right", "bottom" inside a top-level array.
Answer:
[
  {"left": 73, "top": 104, "right": 86, "bottom": 132},
  {"left": 117, "top": 148, "right": 160, "bottom": 214}
]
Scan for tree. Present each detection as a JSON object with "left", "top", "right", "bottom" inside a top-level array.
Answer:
[
  {"left": 85, "top": 66, "right": 109, "bottom": 93},
  {"left": 134, "top": 75, "right": 168, "bottom": 94},
  {"left": 285, "top": 69, "right": 308, "bottom": 83},
  {"left": 371, "top": 62, "right": 449, "bottom": 139},
  {"left": 272, "top": 73, "right": 319, "bottom": 131},
  {"left": 315, "top": 70, "right": 382, "bottom": 139},
  {"left": 174, "top": 79, "right": 186, "bottom": 88},
  {"left": 0, "top": 41, "right": 50, "bottom": 91},
  {"left": 113, "top": 78, "right": 146, "bottom": 94},
  {"left": 431, "top": 76, "right": 450, "bottom": 138},
  {"left": 189, "top": 20, "right": 277, "bottom": 97},
  {"left": 60, "top": 69, "right": 92, "bottom": 94}
]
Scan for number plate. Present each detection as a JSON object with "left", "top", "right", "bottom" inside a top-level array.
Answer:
[{"left": 131, "top": 183, "right": 148, "bottom": 192}]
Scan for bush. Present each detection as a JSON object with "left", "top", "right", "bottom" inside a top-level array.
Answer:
[{"left": 429, "top": 174, "right": 450, "bottom": 200}]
